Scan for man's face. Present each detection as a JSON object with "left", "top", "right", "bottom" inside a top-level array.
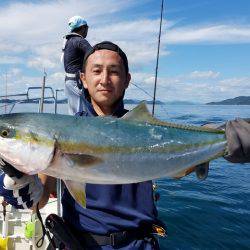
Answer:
[{"left": 81, "top": 49, "right": 130, "bottom": 109}]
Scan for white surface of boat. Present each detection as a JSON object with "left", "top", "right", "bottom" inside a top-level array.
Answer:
[{"left": 0, "top": 196, "right": 57, "bottom": 250}]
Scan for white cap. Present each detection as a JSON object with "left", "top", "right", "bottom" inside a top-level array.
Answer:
[{"left": 68, "top": 16, "right": 87, "bottom": 31}]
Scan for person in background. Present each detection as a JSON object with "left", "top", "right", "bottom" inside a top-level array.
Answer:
[
  {"left": 0, "top": 42, "right": 250, "bottom": 249},
  {"left": 62, "top": 15, "right": 92, "bottom": 115}
]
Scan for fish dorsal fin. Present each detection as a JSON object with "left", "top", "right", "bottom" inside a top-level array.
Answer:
[
  {"left": 122, "top": 101, "right": 157, "bottom": 123},
  {"left": 122, "top": 102, "right": 224, "bottom": 134}
]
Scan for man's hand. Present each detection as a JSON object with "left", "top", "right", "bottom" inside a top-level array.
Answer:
[
  {"left": 0, "top": 160, "right": 43, "bottom": 209},
  {"left": 224, "top": 118, "right": 250, "bottom": 163}
]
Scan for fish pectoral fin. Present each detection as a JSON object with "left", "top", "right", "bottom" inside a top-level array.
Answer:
[
  {"left": 173, "top": 162, "right": 210, "bottom": 180},
  {"left": 63, "top": 180, "right": 86, "bottom": 208},
  {"left": 195, "top": 162, "right": 209, "bottom": 180},
  {"left": 121, "top": 101, "right": 158, "bottom": 123},
  {"left": 65, "top": 153, "right": 103, "bottom": 167},
  {"left": 51, "top": 147, "right": 102, "bottom": 167},
  {"left": 172, "top": 165, "right": 197, "bottom": 179}
]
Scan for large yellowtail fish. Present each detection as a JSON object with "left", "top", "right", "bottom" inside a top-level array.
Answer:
[{"left": 0, "top": 103, "right": 227, "bottom": 207}]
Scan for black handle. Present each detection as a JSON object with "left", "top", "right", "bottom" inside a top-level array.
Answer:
[
  {"left": 0, "top": 159, "right": 24, "bottom": 179},
  {"left": 45, "top": 214, "right": 83, "bottom": 250}
]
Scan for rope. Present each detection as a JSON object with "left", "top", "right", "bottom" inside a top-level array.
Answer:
[
  {"left": 131, "top": 82, "right": 154, "bottom": 99},
  {"left": 36, "top": 203, "right": 56, "bottom": 249},
  {"left": 130, "top": 82, "right": 168, "bottom": 116}
]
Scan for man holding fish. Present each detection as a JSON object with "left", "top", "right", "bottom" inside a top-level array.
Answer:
[{"left": 0, "top": 41, "right": 250, "bottom": 249}]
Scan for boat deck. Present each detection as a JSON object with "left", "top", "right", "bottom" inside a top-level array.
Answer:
[{"left": 0, "top": 196, "right": 57, "bottom": 249}]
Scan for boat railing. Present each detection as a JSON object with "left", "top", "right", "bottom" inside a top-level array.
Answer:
[{"left": 0, "top": 86, "right": 64, "bottom": 114}]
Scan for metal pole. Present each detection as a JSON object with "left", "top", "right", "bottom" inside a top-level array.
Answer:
[
  {"left": 5, "top": 73, "right": 7, "bottom": 114},
  {"left": 55, "top": 88, "right": 63, "bottom": 216},
  {"left": 55, "top": 90, "right": 58, "bottom": 114},
  {"left": 56, "top": 179, "right": 62, "bottom": 216},
  {"left": 55, "top": 89, "right": 61, "bottom": 215},
  {"left": 55, "top": 89, "right": 64, "bottom": 114},
  {"left": 39, "top": 69, "right": 47, "bottom": 113},
  {"left": 152, "top": 0, "right": 164, "bottom": 116}
]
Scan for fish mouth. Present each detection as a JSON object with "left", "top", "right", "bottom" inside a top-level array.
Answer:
[
  {"left": 0, "top": 138, "right": 18, "bottom": 169},
  {"left": 0, "top": 132, "right": 57, "bottom": 175}
]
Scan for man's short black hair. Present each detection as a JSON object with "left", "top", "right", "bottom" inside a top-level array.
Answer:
[{"left": 83, "top": 41, "right": 129, "bottom": 74}]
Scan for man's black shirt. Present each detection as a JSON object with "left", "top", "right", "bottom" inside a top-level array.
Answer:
[{"left": 63, "top": 34, "right": 92, "bottom": 74}]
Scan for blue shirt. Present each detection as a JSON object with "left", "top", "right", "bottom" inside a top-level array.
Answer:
[
  {"left": 63, "top": 34, "right": 92, "bottom": 74},
  {"left": 62, "top": 99, "right": 158, "bottom": 235}
]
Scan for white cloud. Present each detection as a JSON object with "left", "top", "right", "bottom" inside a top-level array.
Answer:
[
  {"left": 0, "top": 1, "right": 164, "bottom": 72},
  {"left": 125, "top": 71, "right": 250, "bottom": 103},
  {"left": 27, "top": 57, "right": 58, "bottom": 70},
  {"left": 26, "top": 46, "right": 62, "bottom": 70},
  {"left": 164, "top": 24, "right": 250, "bottom": 44},
  {"left": 1, "top": 1, "right": 250, "bottom": 73},
  {"left": 218, "top": 77, "right": 250, "bottom": 91},
  {"left": 0, "top": 56, "right": 22, "bottom": 64},
  {"left": 91, "top": 19, "right": 172, "bottom": 42},
  {"left": 0, "top": 72, "right": 65, "bottom": 99},
  {"left": 0, "top": 0, "right": 249, "bottom": 102},
  {"left": 189, "top": 70, "right": 220, "bottom": 79},
  {"left": 8, "top": 68, "right": 22, "bottom": 76},
  {"left": 0, "top": 0, "right": 133, "bottom": 43},
  {"left": 89, "top": 19, "right": 172, "bottom": 67},
  {"left": 0, "top": 42, "right": 26, "bottom": 53}
]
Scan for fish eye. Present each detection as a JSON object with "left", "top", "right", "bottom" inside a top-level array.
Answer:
[
  {"left": 1, "top": 129, "right": 9, "bottom": 138},
  {"left": 0, "top": 127, "right": 14, "bottom": 138}
]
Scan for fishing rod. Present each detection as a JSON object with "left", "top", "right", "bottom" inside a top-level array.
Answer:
[{"left": 152, "top": 0, "right": 164, "bottom": 116}]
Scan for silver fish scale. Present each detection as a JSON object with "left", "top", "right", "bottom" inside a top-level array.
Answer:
[{"left": 0, "top": 113, "right": 225, "bottom": 150}]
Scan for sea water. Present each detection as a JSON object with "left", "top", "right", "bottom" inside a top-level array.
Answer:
[
  {"left": 153, "top": 104, "right": 250, "bottom": 250},
  {"left": 0, "top": 103, "right": 249, "bottom": 249}
]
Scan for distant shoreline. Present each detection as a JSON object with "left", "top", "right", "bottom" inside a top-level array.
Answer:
[
  {"left": 0, "top": 99, "right": 165, "bottom": 105},
  {"left": 1, "top": 96, "right": 249, "bottom": 105},
  {"left": 206, "top": 96, "right": 250, "bottom": 105}
]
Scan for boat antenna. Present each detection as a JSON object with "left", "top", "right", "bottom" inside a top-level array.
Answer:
[
  {"left": 39, "top": 69, "right": 47, "bottom": 113},
  {"left": 152, "top": 0, "right": 164, "bottom": 116}
]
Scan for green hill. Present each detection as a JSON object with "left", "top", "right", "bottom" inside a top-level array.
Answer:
[{"left": 207, "top": 96, "right": 250, "bottom": 105}]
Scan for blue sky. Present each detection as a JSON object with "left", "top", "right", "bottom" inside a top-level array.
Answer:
[{"left": 0, "top": 0, "right": 249, "bottom": 103}]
